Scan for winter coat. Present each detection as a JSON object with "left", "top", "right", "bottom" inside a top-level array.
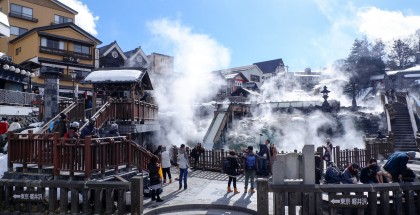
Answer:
[
  {"left": 341, "top": 166, "right": 359, "bottom": 184},
  {"left": 0, "top": 121, "right": 8, "bottom": 135},
  {"left": 325, "top": 166, "right": 341, "bottom": 184},
  {"left": 383, "top": 152, "right": 410, "bottom": 178},
  {"left": 105, "top": 129, "right": 120, "bottom": 137},
  {"left": 225, "top": 155, "right": 240, "bottom": 177},
  {"left": 8, "top": 122, "right": 21, "bottom": 131},
  {"left": 64, "top": 127, "right": 80, "bottom": 139},
  {"left": 161, "top": 150, "right": 171, "bottom": 169},
  {"left": 147, "top": 162, "right": 161, "bottom": 186},
  {"left": 258, "top": 143, "right": 269, "bottom": 159},
  {"left": 80, "top": 124, "right": 99, "bottom": 138},
  {"left": 53, "top": 119, "right": 68, "bottom": 137},
  {"left": 177, "top": 149, "right": 189, "bottom": 169},
  {"left": 360, "top": 165, "right": 378, "bottom": 184}
]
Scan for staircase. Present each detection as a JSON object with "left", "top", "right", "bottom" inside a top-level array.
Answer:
[{"left": 391, "top": 102, "right": 418, "bottom": 151}]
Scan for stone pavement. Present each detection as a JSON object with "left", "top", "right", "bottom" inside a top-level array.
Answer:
[{"left": 143, "top": 168, "right": 273, "bottom": 215}]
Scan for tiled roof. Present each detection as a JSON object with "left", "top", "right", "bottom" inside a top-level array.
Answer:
[
  {"left": 124, "top": 48, "right": 138, "bottom": 58},
  {"left": 98, "top": 41, "right": 116, "bottom": 55},
  {"left": 253, "top": 59, "right": 284, "bottom": 74}
]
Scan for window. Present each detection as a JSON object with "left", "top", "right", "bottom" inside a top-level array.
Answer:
[
  {"left": 41, "top": 37, "right": 64, "bottom": 50},
  {"left": 10, "top": 26, "right": 27, "bottom": 36},
  {"left": 10, "top": 4, "right": 33, "bottom": 19},
  {"left": 250, "top": 75, "right": 260, "bottom": 82},
  {"left": 74, "top": 44, "right": 90, "bottom": 54},
  {"left": 15, "top": 47, "right": 21, "bottom": 55},
  {"left": 54, "top": 15, "right": 73, "bottom": 24}
]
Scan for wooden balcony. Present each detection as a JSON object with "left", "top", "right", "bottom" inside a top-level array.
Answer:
[{"left": 39, "top": 46, "right": 92, "bottom": 60}]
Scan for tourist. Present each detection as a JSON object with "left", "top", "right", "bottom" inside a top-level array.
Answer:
[
  {"left": 177, "top": 144, "right": 189, "bottom": 190},
  {"left": 64, "top": 121, "right": 80, "bottom": 139},
  {"left": 258, "top": 139, "right": 270, "bottom": 176},
  {"left": 52, "top": 113, "right": 68, "bottom": 137},
  {"left": 341, "top": 163, "right": 359, "bottom": 184},
  {"left": 190, "top": 143, "right": 204, "bottom": 170},
  {"left": 268, "top": 142, "right": 278, "bottom": 175},
  {"left": 80, "top": 118, "right": 100, "bottom": 138},
  {"left": 7, "top": 118, "right": 21, "bottom": 131},
  {"left": 0, "top": 117, "right": 9, "bottom": 135},
  {"left": 360, "top": 158, "right": 380, "bottom": 184},
  {"left": 105, "top": 123, "right": 120, "bottom": 137},
  {"left": 161, "top": 146, "right": 172, "bottom": 183},
  {"left": 384, "top": 104, "right": 396, "bottom": 123},
  {"left": 376, "top": 131, "right": 385, "bottom": 139},
  {"left": 147, "top": 156, "right": 163, "bottom": 202},
  {"left": 224, "top": 150, "right": 240, "bottom": 194},
  {"left": 324, "top": 162, "right": 341, "bottom": 184},
  {"left": 322, "top": 138, "right": 333, "bottom": 163},
  {"left": 243, "top": 146, "right": 257, "bottom": 193},
  {"left": 382, "top": 151, "right": 416, "bottom": 182}
]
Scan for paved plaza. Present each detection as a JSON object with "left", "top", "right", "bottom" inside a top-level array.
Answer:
[{"left": 143, "top": 168, "right": 273, "bottom": 215}]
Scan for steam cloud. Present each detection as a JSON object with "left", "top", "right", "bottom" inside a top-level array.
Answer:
[{"left": 147, "top": 19, "right": 230, "bottom": 148}]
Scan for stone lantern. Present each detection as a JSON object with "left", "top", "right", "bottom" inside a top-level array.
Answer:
[{"left": 320, "top": 85, "right": 331, "bottom": 111}]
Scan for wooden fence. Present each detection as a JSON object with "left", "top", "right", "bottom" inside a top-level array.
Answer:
[
  {"left": 8, "top": 132, "right": 154, "bottom": 179},
  {"left": 257, "top": 179, "right": 420, "bottom": 215},
  {"left": 0, "top": 176, "right": 146, "bottom": 214}
]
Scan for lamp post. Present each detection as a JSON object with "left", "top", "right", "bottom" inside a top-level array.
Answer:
[{"left": 70, "top": 71, "right": 77, "bottom": 98}]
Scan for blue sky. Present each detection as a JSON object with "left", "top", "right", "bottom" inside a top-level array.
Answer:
[{"left": 61, "top": 0, "right": 420, "bottom": 72}]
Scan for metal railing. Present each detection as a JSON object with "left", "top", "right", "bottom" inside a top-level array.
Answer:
[{"left": 0, "top": 89, "right": 37, "bottom": 106}]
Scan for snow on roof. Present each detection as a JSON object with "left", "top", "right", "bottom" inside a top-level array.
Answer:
[
  {"left": 225, "top": 73, "right": 239, "bottom": 79},
  {"left": 404, "top": 74, "right": 420, "bottom": 78},
  {"left": 403, "top": 65, "right": 420, "bottom": 72},
  {"left": 83, "top": 69, "right": 144, "bottom": 83},
  {"left": 242, "top": 87, "right": 261, "bottom": 96}
]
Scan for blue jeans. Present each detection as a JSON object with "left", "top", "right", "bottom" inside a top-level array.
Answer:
[
  {"left": 244, "top": 170, "right": 256, "bottom": 189},
  {"left": 179, "top": 168, "right": 188, "bottom": 188},
  {"left": 259, "top": 158, "right": 267, "bottom": 175}
]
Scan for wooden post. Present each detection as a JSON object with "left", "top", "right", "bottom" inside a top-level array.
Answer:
[
  {"left": 85, "top": 136, "right": 92, "bottom": 180},
  {"left": 127, "top": 134, "right": 132, "bottom": 171},
  {"left": 368, "top": 191, "right": 377, "bottom": 215},
  {"left": 257, "top": 178, "right": 269, "bottom": 215},
  {"left": 53, "top": 132, "right": 60, "bottom": 177},
  {"left": 220, "top": 149, "right": 225, "bottom": 173},
  {"left": 131, "top": 176, "right": 144, "bottom": 215}
]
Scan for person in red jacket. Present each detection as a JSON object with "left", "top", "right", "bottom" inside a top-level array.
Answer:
[{"left": 0, "top": 117, "right": 9, "bottom": 135}]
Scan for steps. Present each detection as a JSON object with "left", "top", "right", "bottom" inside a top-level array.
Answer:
[{"left": 391, "top": 102, "right": 418, "bottom": 151}]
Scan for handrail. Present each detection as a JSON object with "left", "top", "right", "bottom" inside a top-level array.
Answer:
[
  {"left": 79, "top": 101, "right": 111, "bottom": 131},
  {"left": 36, "top": 101, "right": 78, "bottom": 134},
  {"left": 406, "top": 94, "right": 419, "bottom": 138},
  {"left": 382, "top": 93, "right": 392, "bottom": 135}
]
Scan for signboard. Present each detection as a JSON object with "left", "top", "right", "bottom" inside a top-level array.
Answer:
[
  {"left": 63, "top": 56, "right": 80, "bottom": 63},
  {"left": 12, "top": 190, "right": 44, "bottom": 202},
  {"left": 329, "top": 195, "right": 368, "bottom": 208}
]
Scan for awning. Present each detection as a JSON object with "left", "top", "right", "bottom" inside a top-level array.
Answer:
[{"left": 19, "top": 57, "right": 41, "bottom": 69}]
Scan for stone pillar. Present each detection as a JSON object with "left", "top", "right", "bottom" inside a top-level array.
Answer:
[
  {"left": 302, "top": 145, "right": 315, "bottom": 184},
  {"left": 43, "top": 76, "right": 60, "bottom": 122}
]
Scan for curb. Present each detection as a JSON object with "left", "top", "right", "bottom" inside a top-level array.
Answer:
[{"left": 144, "top": 203, "right": 258, "bottom": 215}]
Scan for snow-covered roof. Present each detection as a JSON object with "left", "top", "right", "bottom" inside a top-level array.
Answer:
[
  {"left": 386, "top": 65, "right": 420, "bottom": 76},
  {"left": 83, "top": 69, "right": 144, "bottom": 83}
]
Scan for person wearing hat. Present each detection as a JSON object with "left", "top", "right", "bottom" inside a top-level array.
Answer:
[
  {"left": 341, "top": 163, "right": 360, "bottom": 184},
  {"left": 383, "top": 151, "right": 417, "bottom": 182},
  {"left": 325, "top": 162, "right": 342, "bottom": 184},
  {"left": 64, "top": 121, "right": 80, "bottom": 139},
  {"left": 80, "top": 118, "right": 99, "bottom": 138},
  {"left": 105, "top": 123, "right": 120, "bottom": 137}
]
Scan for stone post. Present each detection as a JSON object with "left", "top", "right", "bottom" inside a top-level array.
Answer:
[
  {"left": 257, "top": 178, "right": 269, "bottom": 215},
  {"left": 302, "top": 145, "right": 315, "bottom": 184},
  {"left": 131, "top": 176, "right": 144, "bottom": 215},
  {"left": 43, "top": 76, "right": 60, "bottom": 122}
]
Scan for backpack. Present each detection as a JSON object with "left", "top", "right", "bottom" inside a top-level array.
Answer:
[
  {"left": 245, "top": 155, "right": 256, "bottom": 170},
  {"left": 223, "top": 159, "right": 231, "bottom": 173},
  {"left": 49, "top": 119, "right": 59, "bottom": 132}
]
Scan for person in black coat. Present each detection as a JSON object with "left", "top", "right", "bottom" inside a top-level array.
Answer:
[
  {"left": 147, "top": 156, "right": 163, "bottom": 202},
  {"left": 225, "top": 150, "right": 241, "bottom": 194},
  {"left": 80, "top": 119, "right": 99, "bottom": 138}
]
